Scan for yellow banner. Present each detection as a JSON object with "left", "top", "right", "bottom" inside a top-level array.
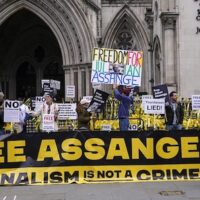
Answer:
[{"left": 1, "top": 164, "right": 200, "bottom": 185}]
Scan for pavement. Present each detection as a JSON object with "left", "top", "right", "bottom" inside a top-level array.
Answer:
[{"left": 0, "top": 181, "right": 200, "bottom": 200}]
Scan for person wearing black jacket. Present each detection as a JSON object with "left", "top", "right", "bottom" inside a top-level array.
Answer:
[
  {"left": 165, "top": 91, "right": 184, "bottom": 131},
  {"left": 76, "top": 98, "right": 91, "bottom": 131}
]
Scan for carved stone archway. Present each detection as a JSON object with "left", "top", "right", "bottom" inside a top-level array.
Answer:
[
  {"left": 0, "top": 0, "right": 96, "bottom": 99},
  {"left": 0, "top": 0, "right": 95, "bottom": 65},
  {"left": 102, "top": 5, "right": 150, "bottom": 93}
]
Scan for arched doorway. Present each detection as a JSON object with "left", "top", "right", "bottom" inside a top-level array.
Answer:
[{"left": 0, "top": 9, "right": 63, "bottom": 99}]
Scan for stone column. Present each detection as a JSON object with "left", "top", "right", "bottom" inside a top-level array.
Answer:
[
  {"left": 161, "top": 13, "right": 178, "bottom": 91},
  {"left": 64, "top": 68, "right": 71, "bottom": 86},
  {"left": 85, "top": 66, "right": 90, "bottom": 95},
  {"left": 64, "top": 67, "right": 70, "bottom": 101},
  {"left": 78, "top": 67, "right": 82, "bottom": 100},
  {"left": 145, "top": 8, "right": 154, "bottom": 90}
]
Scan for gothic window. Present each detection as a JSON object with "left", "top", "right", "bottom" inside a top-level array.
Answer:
[
  {"left": 113, "top": 20, "right": 138, "bottom": 50},
  {"left": 154, "top": 45, "right": 161, "bottom": 85}
]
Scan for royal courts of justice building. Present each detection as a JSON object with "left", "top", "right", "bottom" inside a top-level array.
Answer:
[{"left": 0, "top": 0, "right": 199, "bottom": 100}]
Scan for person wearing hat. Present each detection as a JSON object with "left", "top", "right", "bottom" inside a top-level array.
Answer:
[
  {"left": 31, "top": 92, "right": 59, "bottom": 132},
  {"left": 76, "top": 98, "right": 91, "bottom": 130},
  {"left": 113, "top": 84, "right": 134, "bottom": 131}
]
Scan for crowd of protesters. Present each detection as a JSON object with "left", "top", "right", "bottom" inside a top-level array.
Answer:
[{"left": 0, "top": 84, "right": 186, "bottom": 134}]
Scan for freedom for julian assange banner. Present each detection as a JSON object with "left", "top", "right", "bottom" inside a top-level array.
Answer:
[{"left": 91, "top": 48, "right": 143, "bottom": 86}]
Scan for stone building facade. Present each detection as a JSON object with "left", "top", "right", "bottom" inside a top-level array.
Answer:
[
  {"left": 0, "top": 0, "right": 199, "bottom": 100},
  {"left": 152, "top": 0, "right": 200, "bottom": 97}
]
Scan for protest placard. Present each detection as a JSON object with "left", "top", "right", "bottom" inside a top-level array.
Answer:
[
  {"left": 57, "top": 103, "right": 77, "bottom": 120},
  {"left": 87, "top": 89, "right": 109, "bottom": 113},
  {"left": 144, "top": 99, "right": 165, "bottom": 114},
  {"left": 91, "top": 48, "right": 143, "bottom": 86},
  {"left": 66, "top": 85, "right": 75, "bottom": 98},
  {"left": 152, "top": 84, "right": 169, "bottom": 103},
  {"left": 35, "top": 96, "right": 45, "bottom": 112},
  {"left": 192, "top": 95, "right": 200, "bottom": 110},
  {"left": 42, "top": 114, "right": 55, "bottom": 132},
  {"left": 4, "top": 100, "right": 20, "bottom": 122}
]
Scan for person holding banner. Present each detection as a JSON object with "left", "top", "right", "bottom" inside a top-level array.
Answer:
[
  {"left": 113, "top": 84, "right": 134, "bottom": 131},
  {"left": 76, "top": 98, "right": 91, "bottom": 130},
  {"left": 165, "top": 91, "right": 184, "bottom": 131},
  {"left": 30, "top": 92, "right": 59, "bottom": 132}
]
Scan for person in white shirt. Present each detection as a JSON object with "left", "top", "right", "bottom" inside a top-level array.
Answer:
[
  {"left": 13, "top": 99, "right": 31, "bottom": 134},
  {"left": 31, "top": 92, "right": 59, "bottom": 132}
]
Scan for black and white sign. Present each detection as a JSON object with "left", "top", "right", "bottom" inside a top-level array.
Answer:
[
  {"left": 129, "top": 124, "right": 138, "bottom": 131},
  {"left": 192, "top": 95, "right": 200, "bottom": 110},
  {"left": 42, "top": 83, "right": 53, "bottom": 93},
  {"left": 57, "top": 103, "right": 77, "bottom": 120},
  {"left": 42, "top": 79, "right": 60, "bottom": 90},
  {"left": 87, "top": 89, "right": 109, "bottom": 113},
  {"left": 144, "top": 99, "right": 165, "bottom": 114},
  {"left": 35, "top": 96, "right": 45, "bottom": 112},
  {"left": 102, "top": 124, "right": 111, "bottom": 131},
  {"left": 142, "top": 95, "right": 153, "bottom": 110},
  {"left": 152, "top": 84, "right": 169, "bottom": 103},
  {"left": 66, "top": 85, "right": 75, "bottom": 98},
  {"left": 4, "top": 100, "right": 20, "bottom": 122},
  {"left": 42, "top": 114, "right": 55, "bottom": 132}
]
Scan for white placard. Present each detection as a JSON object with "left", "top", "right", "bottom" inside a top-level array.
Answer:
[
  {"left": 41, "top": 79, "right": 60, "bottom": 90},
  {"left": 142, "top": 95, "right": 153, "bottom": 110},
  {"left": 142, "top": 95, "right": 153, "bottom": 100},
  {"left": 192, "top": 95, "right": 200, "bottom": 110},
  {"left": 129, "top": 124, "right": 138, "bottom": 131},
  {"left": 144, "top": 99, "right": 165, "bottom": 114},
  {"left": 35, "top": 96, "right": 45, "bottom": 112},
  {"left": 41, "top": 80, "right": 49, "bottom": 88},
  {"left": 92, "top": 83, "right": 102, "bottom": 89},
  {"left": 83, "top": 96, "right": 93, "bottom": 101},
  {"left": 91, "top": 48, "right": 143, "bottom": 86},
  {"left": 102, "top": 124, "right": 111, "bottom": 131},
  {"left": 42, "top": 114, "right": 55, "bottom": 132},
  {"left": 50, "top": 80, "right": 60, "bottom": 90},
  {"left": 57, "top": 103, "right": 77, "bottom": 120},
  {"left": 66, "top": 85, "right": 75, "bottom": 98},
  {"left": 4, "top": 100, "right": 20, "bottom": 122}
]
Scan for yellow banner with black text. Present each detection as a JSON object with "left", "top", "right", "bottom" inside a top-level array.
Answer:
[{"left": 0, "top": 130, "right": 200, "bottom": 185}]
